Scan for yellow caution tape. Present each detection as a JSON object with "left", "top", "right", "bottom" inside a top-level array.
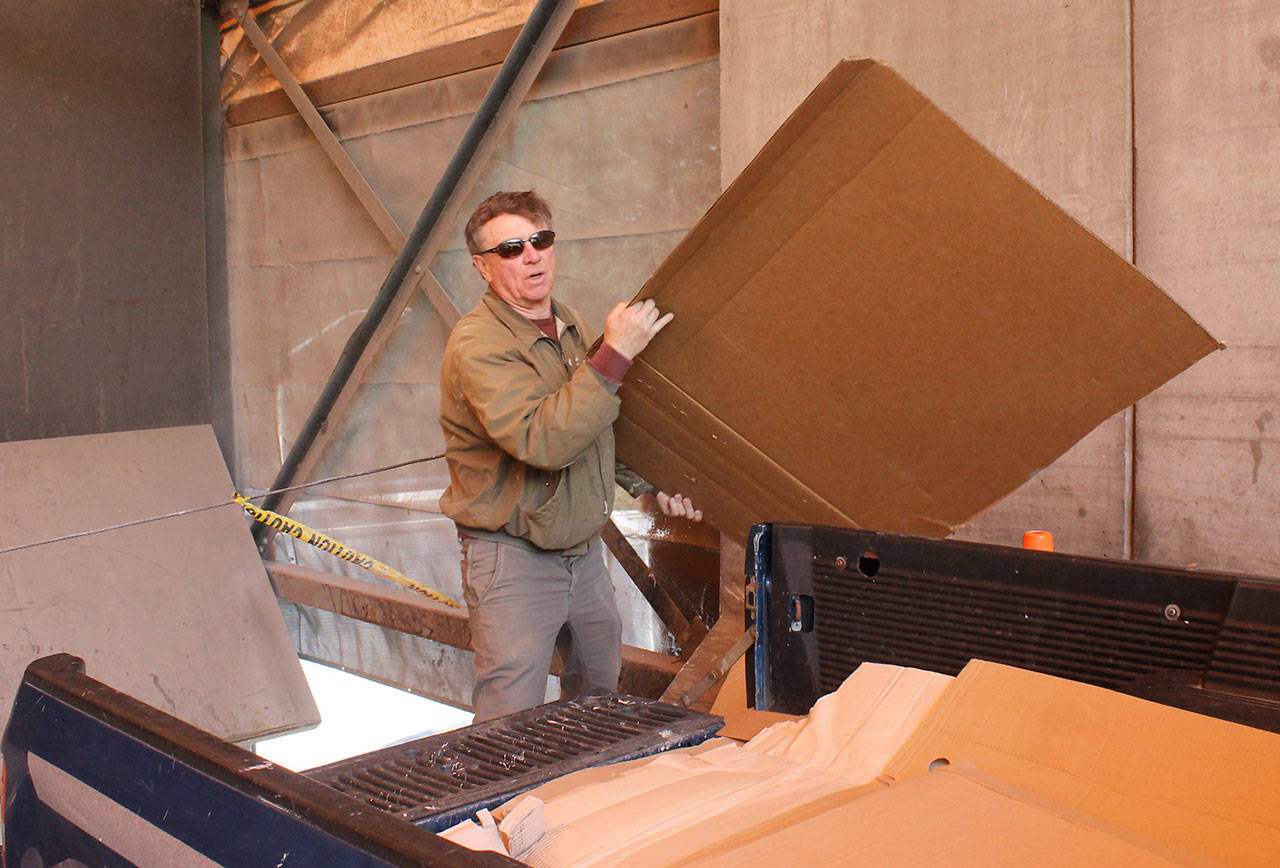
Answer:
[{"left": 234, "top": 493, "right": 460, "bottom": 608}]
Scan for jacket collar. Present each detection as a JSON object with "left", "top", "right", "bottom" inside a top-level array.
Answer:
[{"left": 480, "top": 288, "right": 579, "bottom": 349}]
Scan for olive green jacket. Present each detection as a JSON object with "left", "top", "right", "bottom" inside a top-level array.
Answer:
[{"left": 439, "top": 289, "right": 640, "bottom": 553}]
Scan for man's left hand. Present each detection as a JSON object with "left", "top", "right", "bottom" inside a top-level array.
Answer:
[{"left": 656, "top": 491, "right": 703, "bottom": 522}]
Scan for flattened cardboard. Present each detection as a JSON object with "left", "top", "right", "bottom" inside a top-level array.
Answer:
[
  {"left": 510, "top": 662, "right": 950, "bottom": 864},
  {"left": 0, "top": 425, "right": 319, "bottom": 741},
  {"left": 742, "top": 662, "right": 951, "bottom": 782},
  {"left": 517, "top": 739, "right": 868, "bottom": 866},
  {"left": 885, "top": 660, "right": 1280, "bottom": 866},
  {"left": 656, "top": 763, "right": 1197, "bottom": 867},
  {"left": 614, "top": 59, "right": 1219, "bottom": 543}
]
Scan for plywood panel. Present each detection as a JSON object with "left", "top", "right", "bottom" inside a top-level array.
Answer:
[
  {"left": 226, "top": 143, "right": 395, "bottom": 267},
  {"left": 1132, "top": 1, "right": 1280, "bottom": 573},
  {"left": 0, "top": 426, "right": 318, "bottom": 742},
  {"left": 721, "top": 0, "right": 1134, "bottom": 555}
]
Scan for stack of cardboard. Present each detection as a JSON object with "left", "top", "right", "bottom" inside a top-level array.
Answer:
[{"left": 494, "top": 661, "right": 1280, "bottom": 865}]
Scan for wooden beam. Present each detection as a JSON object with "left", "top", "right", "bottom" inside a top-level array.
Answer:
[
  {"left": 600, "top": 519, "right": 708, "bottom": 656},
  {"left": 266, "top": 560, "right": 681, "bottom": 698},
  {"left": 673, "top": 626, "right": 755, "bottom": 708},
  {"left": 268, "top": 560, "right": 471, "bottom": 648},
  {"left": 615, "top": 646, "right": 684, "bottom": 700},
  {"left": 227, "top": 0, "right": 719, "bottom": 127},
  {"left": 659, "top": 533, "right": 747, "bottom": 710}
]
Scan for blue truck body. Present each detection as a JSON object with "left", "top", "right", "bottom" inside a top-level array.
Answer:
[{"left": 2, "top": 654, "right": 514, "bottom": 867}]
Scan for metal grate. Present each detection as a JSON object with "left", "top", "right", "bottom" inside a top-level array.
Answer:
[
  {"left": 1209, "top": 624, "right": 1280, "bottom": 692},
  {"left": 306, "top": 694, "right": 722, "bottom": 831},
  {"left": 811, "top": 564, "right": 1221, "bottom": 695},
  {"left": 1205, "top": 581, "right": 1280, "bottom": 695}
]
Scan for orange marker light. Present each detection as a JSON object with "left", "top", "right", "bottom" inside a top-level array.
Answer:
[{"left": 1022, "top": 530, "right": 1054, "bottom": 552}]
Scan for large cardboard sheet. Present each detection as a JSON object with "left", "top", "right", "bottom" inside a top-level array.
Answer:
[
  {"left": 0, "top": 426, "right": 318, "bottom": 741},
  {"left": 885, "top": 660, "right": 1280, "bottom": 866},
  {"left": 615, "top": 59, "right": 1219, "bottom": 543},
  {"left": 717, "top": 0, "right": 1138, "bottom": 557},
  {"left": 654, "top": 764, "right": 1191, "bottom": 867}
]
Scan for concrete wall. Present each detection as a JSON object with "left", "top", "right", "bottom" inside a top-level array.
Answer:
[
  {"left": 1130, "top": 2, "right": 1280, "bottom": 572},
  {"left": 0, "top": 0, "right": 219, "bottom": 442},
  {"left": 721, "top": 0, "right": 1278, "bottom": 574}
]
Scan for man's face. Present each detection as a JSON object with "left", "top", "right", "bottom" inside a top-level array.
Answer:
[{"left": 472, "top": 212, "right": 555, "bottom": 316}]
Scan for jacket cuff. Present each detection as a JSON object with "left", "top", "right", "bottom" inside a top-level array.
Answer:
[{"left": 589, "top": 342, "right": 633, "bottom": 384}]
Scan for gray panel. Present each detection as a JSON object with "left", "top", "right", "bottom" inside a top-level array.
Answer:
[
  {"left": 0, "top": 425, "right": 318, "bottom": 741},
  {"left": 0, "top": 0, "right": 212, "bottom": 441}
]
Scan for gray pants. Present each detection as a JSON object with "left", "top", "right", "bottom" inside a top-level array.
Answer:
[{"left": 461, "top": 535, "right": 622, "bottom": 722}]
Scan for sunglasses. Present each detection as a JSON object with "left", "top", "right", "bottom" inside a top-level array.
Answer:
[{"left": 477, "top": 229, "right": 556, "bottom": 259}]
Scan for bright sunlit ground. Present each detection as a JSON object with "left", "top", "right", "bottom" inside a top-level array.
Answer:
[{"left": 252, "top": 659, "right": 474, "bottom": 772}]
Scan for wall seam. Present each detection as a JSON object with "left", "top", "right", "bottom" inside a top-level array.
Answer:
[
  {"left": 203, "top": 1, "right": 235, "bottom": 473},
  {"left": 1124, "top": 0, "right": 1138, "bottom": 561}
]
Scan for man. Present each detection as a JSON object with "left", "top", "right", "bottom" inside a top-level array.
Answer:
[{"left": 439, "top": 190, "right": 701, "bottom": 722}]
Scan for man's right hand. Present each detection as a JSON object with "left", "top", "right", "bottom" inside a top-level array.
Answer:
[{"left": 603, "top": 299, "right": 674, "bottom": 360}]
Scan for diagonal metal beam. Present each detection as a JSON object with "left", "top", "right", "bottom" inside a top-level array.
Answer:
[
  {"left": 254, "top": 0, "right": 580, "bottom": 542},
  {"left": 233, "top": 2, "right": 460, "bottom": 327}
]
